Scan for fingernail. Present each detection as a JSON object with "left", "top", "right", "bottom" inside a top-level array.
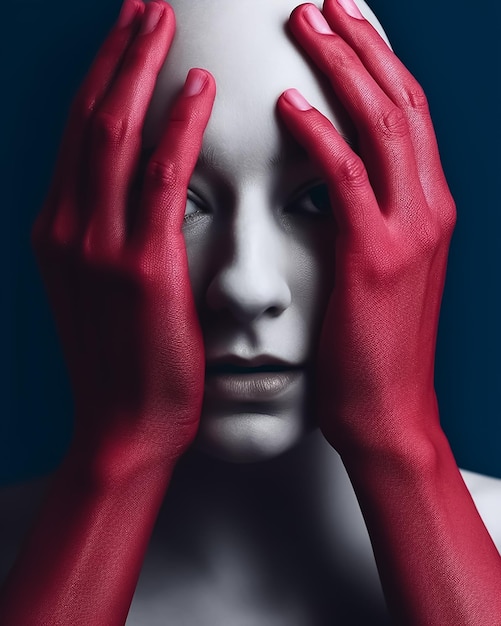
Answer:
[
  {"left": 183, "top": 69, "right": 208, "bottom": 97},
  {"left": 303, "top": 5, "right": 333, "bottom": 35},
  {"left": 282, "top": 89, "right": 312, "bottom": 111},
  {"left": 336, "top": 0, "right": 365, "bottom": 20},
  {"left": 117, "top": 0, "right": 140, "bottom": 29},
  {"left": 140, "top": 1, "right": 164, "bottom": 34}
]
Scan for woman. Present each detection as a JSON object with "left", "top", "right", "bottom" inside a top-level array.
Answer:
[{"left": 1, "top": 0, "right": 501, "bottom": 623}]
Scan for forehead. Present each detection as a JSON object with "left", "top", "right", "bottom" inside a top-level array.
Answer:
[{"left": 144, "top": 0, "right": 386, "bottom": 177}]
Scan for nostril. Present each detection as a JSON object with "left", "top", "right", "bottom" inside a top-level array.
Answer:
[{"left": 268, "top": 306, "right": 283, "bottom": 318}]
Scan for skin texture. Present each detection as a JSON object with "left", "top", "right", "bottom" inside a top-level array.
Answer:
[
  {"left": 1, "top": 0, "right": 501, "bottom": 624},
  {"left": 276, "top": 2, "right": 501, "bottom": 622},
  {"left": 145, "top": 0, "right": 344, "bottom": 462},
  {"left": 0, "top": 2, "right": 216, "bottom": 624},
  {"left": 140, "top": 0, "right": 387, "bottom": 463}
]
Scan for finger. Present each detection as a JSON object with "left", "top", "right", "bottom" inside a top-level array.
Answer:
[
  {"left": 39, "top": 0, "right": 146, "bottom": 246},
  {"left": 83, "top": 1, "right": 177, "bottom": 254},
  {"left": 289, "top": 4, "right": 422, "bottom": 215},
  {"left": 131, "top": 68, "right": 216, "bottom": 253},
  {"left": 277, "top": 88, "right": 382, "bottom": 243},
  {"left": 321, "top": 0, "right": 453, "bottom": 211}
]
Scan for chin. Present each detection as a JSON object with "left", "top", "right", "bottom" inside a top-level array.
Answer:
[{"left": 194, "top": 410, "right": 311, "bottom": 463}]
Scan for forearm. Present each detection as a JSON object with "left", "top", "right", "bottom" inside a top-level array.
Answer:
[
  {"left": 0, "top": 431, "right": 176, "bottom": 626},
  {"left": 342, "top": 413, "right": 501, "bottom": 625},
  {"left": 5, "top": 2, "right": 214, "bottom": 621}
]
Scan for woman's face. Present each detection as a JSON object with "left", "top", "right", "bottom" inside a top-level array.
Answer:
[{"left": 143, "top": 0, "right": 386, "bottom": 462}]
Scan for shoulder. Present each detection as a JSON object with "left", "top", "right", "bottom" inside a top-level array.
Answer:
[{"left": 460, "top": 468, "right": 501, "bottom": 552}]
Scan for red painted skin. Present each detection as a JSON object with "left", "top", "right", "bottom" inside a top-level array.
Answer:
[
  {"left": 1, "top": 0, "right": 500, "bottom": 624},
  {"left": 279, "top": 3, "right": 501, "bottom": 622}
]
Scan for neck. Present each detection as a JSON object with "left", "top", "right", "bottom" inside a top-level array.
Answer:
[
  {"left": 152, "top": 430, "right": 365, "bottom": 562},
  {"left": 134, "top": 430, "right": 386, "bottom": 622}
]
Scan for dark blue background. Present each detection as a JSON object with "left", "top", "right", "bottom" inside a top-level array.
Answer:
[{"left": 2, "top": 1, "right": 500, "bottom": 483}]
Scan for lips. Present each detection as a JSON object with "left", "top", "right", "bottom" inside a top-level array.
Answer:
[
  {"left": 206, "top": 354, "right": 299, "bottom": 370},
  {"left": 204, "top": 356, "right": 303, "bottom": 402},
  {"left": 206, "top": 363, "right": 293, "bottom": 375}
]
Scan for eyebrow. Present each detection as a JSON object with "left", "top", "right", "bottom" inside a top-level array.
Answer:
[
  {"left": 195, "top": 145, "right": 295, "bottom": 173},
  {"left": 194, "top": 144, "right": 312, "bottom": 173},
  {"left": 267, "top": 146, "right": 306, "bottom": 170}
]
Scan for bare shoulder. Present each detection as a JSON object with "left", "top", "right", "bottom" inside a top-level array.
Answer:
[
  {"left": 460, "top": 468, "right": 501, "bottom": 552},
  {"left": 0, "top": 475, "right": 50, "bottom": 581}
]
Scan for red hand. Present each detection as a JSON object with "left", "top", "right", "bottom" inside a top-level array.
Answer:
[
  {"left": 278, "top": 2, "right": 501, "bottom": 623},
  {"left": 0, "top": 3, "right": 215, "bottom": 624},
  {"left": 32, "top": 0, "right": 215, "bottom": 464},
  {"left": 278, "top": 2, "right": 455, "bottom": 455}
]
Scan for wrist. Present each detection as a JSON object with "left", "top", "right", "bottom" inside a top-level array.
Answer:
[
  {"left": 70, "top": 402, "right": 200, "bottom": 472},
  {"left": 65, "top": 419, "right": 187, "bottom": 492},
  {"left": 339, "top": 418, "right": 451, "bottom": 485},
  {"left": 323, "top": 391, "right": 444, "bottom": 462}
]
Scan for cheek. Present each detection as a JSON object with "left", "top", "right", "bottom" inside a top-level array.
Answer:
[
  {"left": 286, "top": 220, "right": 336, "bottom": 339},
  {"left": 182, "top": 219, "right": 217, "bottom": 307}
]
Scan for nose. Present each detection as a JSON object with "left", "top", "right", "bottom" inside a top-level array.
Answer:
[{"left": 206, "top": 190, "right": 292, "bottom": 324}]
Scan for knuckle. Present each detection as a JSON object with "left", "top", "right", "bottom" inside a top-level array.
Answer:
[
  {"left": 167, "top": 109, "right": 199, "bottom": 134},
  {"left": 439, "top": 196, "right": 457, "bottom": 238},
  {"left": 145, "top": 157, "right": 180, "bottom": 190},
  {"left": 406, "top": 213, "right": 454, "bottom": 261},
  {"left": 327, "top": 44, "right": 358, "bottom": 74},
  {"left": 363, "top": 213, "right": 452, "bottom": 286},
  {"left": 400, "top": 80, "right": 429, "bottom": 113},
  {"left": 373, "top": 106, "right": 409, "bottom": 140},
  {"left": 336, "top": 154, "right": 368, "bottom": 188},
  {"left": 91, "top": 110, "right": 134, "bottom": 147},
  {"left": 416, "top": 219, "right": 442, "bottom": 253}
]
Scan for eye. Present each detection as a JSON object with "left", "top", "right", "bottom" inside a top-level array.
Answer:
[
  {"left": 287, "top": 183, "right": 331, "bottom": 217},
  {"left": 184, "top": 189, "right": 209, "bottom": 222}
]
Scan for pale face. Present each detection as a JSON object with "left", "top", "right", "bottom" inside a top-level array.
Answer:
[{"left": 143, "top": 0, "right": 387, "bottom": 462}]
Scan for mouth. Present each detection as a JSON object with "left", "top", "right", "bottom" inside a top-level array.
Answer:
[
  {"left": 206, "top": 363, "right": 295, "bottom": 376},
  {"left": 204, "top": 357, "right": 303, "bottom": 402}
]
